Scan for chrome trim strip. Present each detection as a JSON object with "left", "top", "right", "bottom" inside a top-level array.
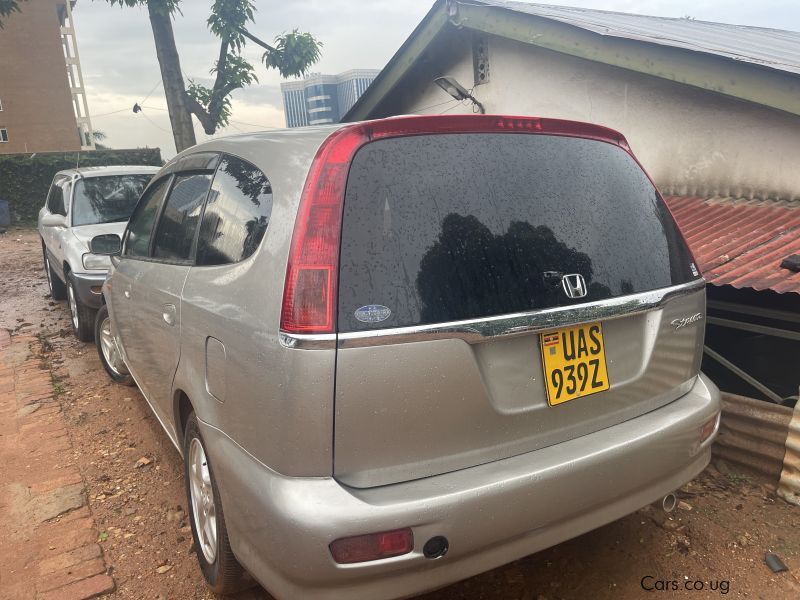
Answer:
[
  {"left": 279, "top": 279, "right": 705, "bottom": 350},
  {"left": 279, "top": 332, "right": 337, "bottom": 350},
  {"left": 338, "top": 279, "right": 705, "bottom": 349}
]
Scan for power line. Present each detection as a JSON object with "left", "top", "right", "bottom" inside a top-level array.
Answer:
[
  {"left": 91, "top": 107, "right": 129, "bottom": 118},
  {"left": 413, "top": 97, "right": 461, "bottom": 113},
  {"left": 139, "top": 111, "right": 170, "bottom": 133},
  {"left": 140, "top": 79, "right": 162, "bottom": 105},
  {"left": 440, "top": 99, "right": 468, "bottom": 114}
]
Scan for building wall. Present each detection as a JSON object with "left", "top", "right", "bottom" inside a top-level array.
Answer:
[
  {"left": 0, "top": 0, "right": 81, "bottom": 153},
  {"left": 389, "top": 32, "right": 800, "bottom": 200},
  {"left": 283, "top": 88, "right": 308, "bottom": 128},
  {"left": 281, "top": 70, "right": 380, "bottom": 128}
]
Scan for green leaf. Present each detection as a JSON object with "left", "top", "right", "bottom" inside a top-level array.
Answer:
[
  {"left": 186, "top": 80, "right": 233, "bottom": 129},
  {"left": 208, "top": 0, "right": 255, "bottom": 52},
  {"left": 262, "top": 30, "right": 322, "bottom": 79},
  {"left": 0, "top": 0, "right": 28, "bottom": 28}
]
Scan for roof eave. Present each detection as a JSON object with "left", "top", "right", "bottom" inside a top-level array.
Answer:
[
  {"left": 454, "top": 2, "right": 800, "bottom": 117},
  {"left": 348, "top": 0, "right": 800, "bottom": 121}
]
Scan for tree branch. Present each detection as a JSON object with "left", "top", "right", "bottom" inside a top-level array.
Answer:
[
  {"left": 237, "top": 26, "right": 276, "bottom": 53},
  {"left": 212, "top": 39, "right": 229, "bottom": 96},
  {"left": 183, "top": 93, "right": 216, "bottom": 135},
  {"left": 208, "top": 39, "right": 230, "bottom": 124}
]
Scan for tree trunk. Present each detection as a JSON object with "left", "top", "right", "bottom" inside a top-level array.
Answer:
[{"left": 147, "top": 1, "right": 196, "bottom": 153}]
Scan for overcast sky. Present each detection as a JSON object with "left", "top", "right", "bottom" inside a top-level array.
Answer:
[{"left": 73, "top": 0, "right": 799, "bottom": 158}]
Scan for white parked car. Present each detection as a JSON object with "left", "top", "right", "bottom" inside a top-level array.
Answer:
[{"left": 38, "top": 165, "right": 159, "bottom": 341}]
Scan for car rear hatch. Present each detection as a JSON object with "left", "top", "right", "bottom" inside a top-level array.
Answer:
[{"left": 281, "top": 116, "right": 705, "bottom": 489}]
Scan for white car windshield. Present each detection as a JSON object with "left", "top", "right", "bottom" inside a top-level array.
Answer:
[{"left": 71, "top": 174, "right": 152, "bottom": 226}]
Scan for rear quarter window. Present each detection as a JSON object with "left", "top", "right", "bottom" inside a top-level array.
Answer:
[
  {"left": 195, "top": 155, "right": 273, "bottom": 266},
  {"left": 338, "top": 133, "right": 697, "bottom": 332}
]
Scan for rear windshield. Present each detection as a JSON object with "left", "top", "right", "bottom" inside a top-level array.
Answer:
[
  {"left": 72, "top": 174, "right": 152, "bottom": 226},
  {"left": 338, "top": 133, "right": 697, "bottom": 332}
]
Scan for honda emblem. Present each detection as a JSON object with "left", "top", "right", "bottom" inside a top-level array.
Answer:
[{"left": 561, "top": 274, "right": 588, "bottom": 299}]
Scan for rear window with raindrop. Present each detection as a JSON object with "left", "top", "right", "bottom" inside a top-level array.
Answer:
[{"left": 337, "top": 133, "right": 697, "bottom": 332}]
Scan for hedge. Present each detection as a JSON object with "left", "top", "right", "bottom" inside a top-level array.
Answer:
[{"left": 0, "top": 148, "right": 163, "bottom": 224}]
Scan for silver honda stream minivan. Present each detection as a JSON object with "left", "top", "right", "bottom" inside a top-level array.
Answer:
[{"left": 93, "top": 115, "right": 720, "bottom": 599}]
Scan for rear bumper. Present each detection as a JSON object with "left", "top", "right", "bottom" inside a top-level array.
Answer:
[
  {"left": 201, "top": 373, "right": 720, "bottom": 600},
  {"left": 70, "top": 271, "right": 107, "bottom": 309}
]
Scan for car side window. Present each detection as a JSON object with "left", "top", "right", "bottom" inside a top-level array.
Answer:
[
  {"left": 124, "top": 176, "right": 171, "bottom": 258},
  {"left": 45, "top": 178, "right": 68, "bottom": 216},
  {"left": 152, "top": 173, "right": 212, "bottom": 262},
  {"left": 195, "top": 155, "right": 273, "bottom": 266}
]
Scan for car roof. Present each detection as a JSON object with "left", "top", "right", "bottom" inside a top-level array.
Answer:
[
  {"left": 176, "top": 123, "right": 347, "bottom": 160},
  {"left": 55, "top": 165, "right": 162, "bottom": 179},
  {"left": 167, "top": 115, "right": 631, "bottom": 184}
]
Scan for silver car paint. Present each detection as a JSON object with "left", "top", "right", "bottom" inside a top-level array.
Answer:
[
  {"left": 201, "top": 373, "right": 717, "bottom": 600},
  {"left": 102, "top": 125, "right": 721, "bottom": 600},
  {"left": 334, "top": 281, "right": 706, "bottom": 487},
  {"left": 110, "top": 258, "right": 190, "bottom": 438},
  {"left": 122, "top": 127, "right": 341, "bottom": 476}
]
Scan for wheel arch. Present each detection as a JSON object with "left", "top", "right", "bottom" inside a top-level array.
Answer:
[{"left": 174, "top": 389, "right": 195, "bottom": 447}]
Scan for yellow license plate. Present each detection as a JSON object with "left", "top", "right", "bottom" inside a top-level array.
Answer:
[{"left": 540, "top": 322, "right": 610, "bottom": 406}]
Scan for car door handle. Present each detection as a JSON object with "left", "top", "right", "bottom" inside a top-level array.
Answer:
[{"left": 162, "top": 304, "right": 177, "bottom": 326}]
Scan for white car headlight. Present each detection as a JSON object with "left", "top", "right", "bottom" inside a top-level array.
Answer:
[{"left": 82, "top": 253, "right": 109, "bottom": 270}]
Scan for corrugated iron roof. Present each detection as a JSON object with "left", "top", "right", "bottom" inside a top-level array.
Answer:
[
  {"left": 482, "top": 1, "right": 800, "bottom": 75},
  {"left": 664, "top": 196, "right": 800, "bottom": 294}
]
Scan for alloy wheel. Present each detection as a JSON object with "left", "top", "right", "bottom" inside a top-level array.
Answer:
[
  {"left": 189, "top": 437, "right": 218, "bottom": 563},
  {"left": 67, "top": 282, "right": 79, "bottom": 329},
  {"left": 98, "top": 316, "right": 126, "bottom": 376},
  {"left": 45, "top": 256, "right": 53, "bottom": 293}
]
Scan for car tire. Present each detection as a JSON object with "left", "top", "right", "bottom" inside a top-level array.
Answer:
[
  {"left": 66, "top": 273, "right": 96, "bottom": 342},
  {"left": 94, "top": 305, "right": 134, "bottom": 386},
  {"left": 43, "top": 248, "right": 67, "bottom": 301},
  {"left": 183, "top": 412, "right": 248, "bottom": 594}
]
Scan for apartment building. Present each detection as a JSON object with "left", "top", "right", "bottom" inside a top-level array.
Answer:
[
  {"left": 0, "top": 0, "right": 93, "bottom": 153},
  {"left": 281, "top": 69, "right": 380, "bottom": 128}
]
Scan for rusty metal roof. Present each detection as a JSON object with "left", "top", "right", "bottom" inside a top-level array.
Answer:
[
  {"left": 344, "top": 1, "right": 800, "bottom": 122},
  {"left": 664, "top": 196, "right": 800, "bottom": 295},
  {"left": 483, "top": 2, "right": 800, "bottom": 75}
]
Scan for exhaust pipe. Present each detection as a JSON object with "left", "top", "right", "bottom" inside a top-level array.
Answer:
[{"left": 661, "top": 492, "right": 678, "bottom": 513}]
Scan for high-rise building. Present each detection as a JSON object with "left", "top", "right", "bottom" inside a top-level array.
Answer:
[
  {"left": 0, "top": 0, "right": 94, "bottom": 153},
  {"left": 280, "top": 69, "right": 380, "bottom": 128}
]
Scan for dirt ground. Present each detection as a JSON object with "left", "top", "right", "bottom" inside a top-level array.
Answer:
[{"left": 1, "top": 226, "right": 799, "bottom": 600}]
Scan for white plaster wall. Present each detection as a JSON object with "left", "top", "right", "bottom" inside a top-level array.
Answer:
[{"left": 403, "top": 35, "right": 800, "bottom": 200}]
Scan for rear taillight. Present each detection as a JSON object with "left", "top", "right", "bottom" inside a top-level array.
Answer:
[
  {"left": 329, "top": 528, "right": 414, "bottom": 564},
  {"left": 280, "top": 114, "right": 632, "bottom": 334},
  {"left": 280, "top": 127, "right": 365, "bottom": 334}
]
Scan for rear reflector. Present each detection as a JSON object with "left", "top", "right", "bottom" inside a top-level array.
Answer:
[
  {"left": 329, "top": 528, "right": 414, "bottom": 564},
  {"left": 700, "top": 414, "right": 719, "bottom": 443},
  {"left": 280, "top": 114, "right": 634, "bottom": 334}
]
